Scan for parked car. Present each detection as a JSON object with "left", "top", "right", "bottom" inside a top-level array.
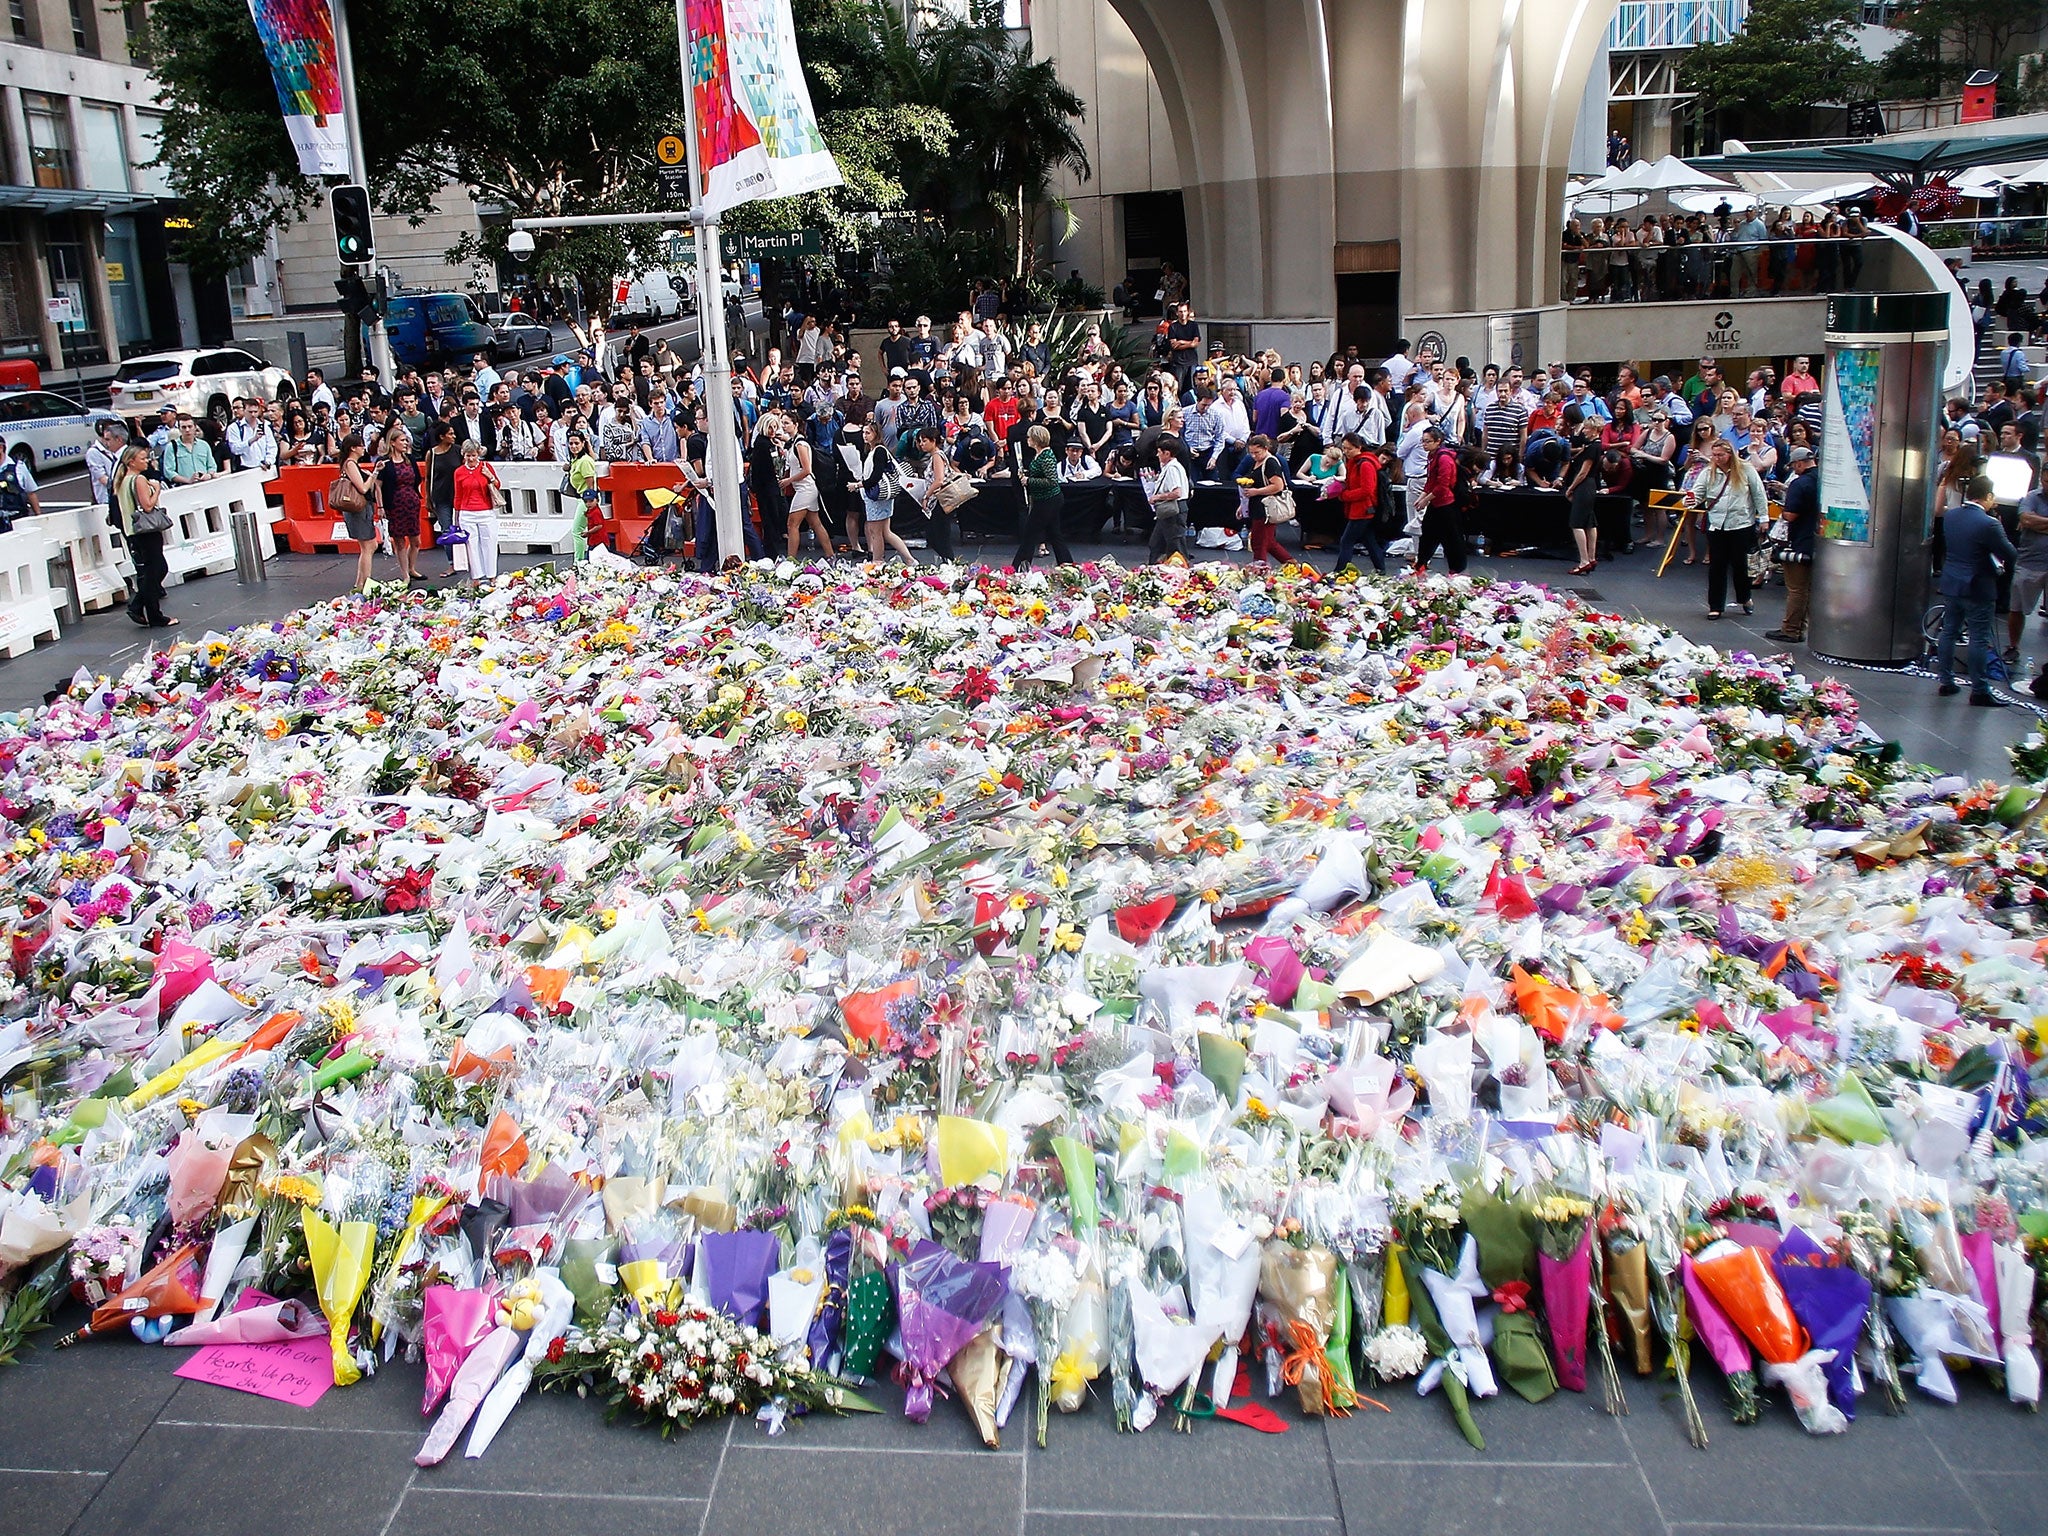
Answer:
[
  {"left": 109, "top": 348, "right": 295, "bottom": 425},
  {"left": 489, "top": 312, "right": 554, "bottom": 359},
  {"left": 0, "top": 390, "right": 122, "bottom": 473},
  {"left": 383, "top": 292, "right": 497, "bottom": 371}
]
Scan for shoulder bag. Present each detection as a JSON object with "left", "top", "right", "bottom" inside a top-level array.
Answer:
[{"left": 328, "top": 469, "right": 368, "bottom": 514}]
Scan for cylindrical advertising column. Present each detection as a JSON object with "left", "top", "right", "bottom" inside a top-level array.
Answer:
[{"left": 1811, "top": 293, "right": 1949, "bottom": 666}]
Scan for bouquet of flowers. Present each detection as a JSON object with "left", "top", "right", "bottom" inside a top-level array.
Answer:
[
  {"left": 1533, "top": 1193, "right": 1595, "bottom": 1394},
  {"left": 1690, "top": 1239, "right": 1845, "bottom": 1434},
  {"left": 1258, "top": 1226, "right": 1353, "bottom": 1417},
  {"left": 891, "top": 1240, "right": 1009, "bottom": 1423},
  {"left": 536, "top": 1302, "right": 840, "bottom": 1431}
]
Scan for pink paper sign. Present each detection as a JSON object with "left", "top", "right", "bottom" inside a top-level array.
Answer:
[{"left": 173, "top": 1335, "right": 332, "bottom": 1407}]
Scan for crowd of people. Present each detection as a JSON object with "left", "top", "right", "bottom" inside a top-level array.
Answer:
[
  {"left": 1561, "top": 205, "right": 1872, "bottom": 304},
  {"left": 57, "top": 279, "right": 2048, "bottom": 720}
]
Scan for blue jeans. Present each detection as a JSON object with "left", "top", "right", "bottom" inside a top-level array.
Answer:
[
  {"left": 1333, "top": 516, "right": 1384, "bottom": 574},
  {"left": 1938, "top": 592, "right": 1996, "bottom": 692}
]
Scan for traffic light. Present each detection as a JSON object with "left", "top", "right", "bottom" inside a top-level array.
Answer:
[
  {"left": 331, "top": 184, "right": 375, "bottom": 266},
  {"left": 334, "top": 274, "right": 372, "bottom": 317}
]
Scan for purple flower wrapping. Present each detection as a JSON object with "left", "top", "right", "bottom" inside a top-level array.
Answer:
[
  {"left": 1771, "top": 1228, "right": 1871, "bottom": 1420},
  {"left": 892, "top": 1240, "right": 1010, "bottom": 1422},
  {"left": 696, "top": 1229, "right": 781, "bottom": 1328}
]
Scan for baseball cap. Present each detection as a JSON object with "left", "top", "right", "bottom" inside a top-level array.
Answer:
[
  {"left": 1789, "top": 446, "right": 1815, "bottom": 464},
  {"left": 552, "top": 354, "right": 569, "bottom": 366},
  {"left": 889, "top": 367, "right": 906, "bottom": 379}
]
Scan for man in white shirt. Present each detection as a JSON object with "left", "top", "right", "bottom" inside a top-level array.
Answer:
[
  {"left": 86, "top": 418, "right": 125, "bottom": 511},
  {"left": 1360, "top": 375, "right": 1394, "bottom": 448},
  {"left": 225, "top": 398, "right": 278, "bottom": 475},
  {"left": 305, "top": 367, "right": 336, "bottom": 412},
  {"left": 1381, "top": 339, "right": 1417, "bottom": 394},
  {"left": 471, "top": 351, "right": 502, "bottom": 397},
  {"left": 1213, "top": 381, "right": 1251, "bottom": 462},
  {"left": 1395, "top": 402, "right": 1432, "bottom": 533},
  {"left": 1058, "top": 440, "right": 1100, "bottom": 481},
  {"left": 455, "top": 396, "right": 490, "bottom": 451}
]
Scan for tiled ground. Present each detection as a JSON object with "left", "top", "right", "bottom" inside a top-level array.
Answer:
[
  {"left": 1, "top": 1317, "right": 2038, "bottom": 1536},
  {"left": 1, "top": 520, "right": 2043, "bottom": 1534}
]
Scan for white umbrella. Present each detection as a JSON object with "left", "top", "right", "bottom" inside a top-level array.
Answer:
[
  {"left": 1569, "top": 189, "right": 1648, "bottom": 215},
  {"left": 1783, "top": 180, "right": 1875, "bottom": 207},
  {"left": 2000, "top": 158, "right": 2048, "bottom": 187},
  {"left": 1672, "top": 188, "right": 1757, "bottom": 214},
  {"left": 1574, "top": 159, "right": 1648, "bottom": 195},
  {"left": 1607, "top": 154, "right": 1733, "bottom": 193}
]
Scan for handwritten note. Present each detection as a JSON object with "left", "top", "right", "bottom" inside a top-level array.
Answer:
[{"left": 174, "top": 1335, "right": 332, "bottom": 1408}]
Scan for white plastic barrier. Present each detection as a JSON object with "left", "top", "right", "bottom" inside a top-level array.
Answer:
[
  {"left": 0, "top": 521, "right": 66, "bottom": 659},
  {"left": 159, "top": 469, "right": 273, "bottom": 585},
  {"left": 37, "top": 504, "right": 134, "bottom": 613},
  {"left": 490, "top": 460, "right": 581, "bottom": 554}
]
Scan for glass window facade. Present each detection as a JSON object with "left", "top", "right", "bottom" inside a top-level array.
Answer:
[{"left": 22, "top": 94, "right": 75, "bottom": 190}]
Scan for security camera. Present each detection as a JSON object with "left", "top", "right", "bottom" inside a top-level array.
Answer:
[{"left": 506, "top": 229, "right": 535, "bottom": 262}]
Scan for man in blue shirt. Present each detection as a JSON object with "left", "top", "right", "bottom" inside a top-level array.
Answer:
[{"left": 1937, "top": 474, "right": 2017, "bottom": 706}]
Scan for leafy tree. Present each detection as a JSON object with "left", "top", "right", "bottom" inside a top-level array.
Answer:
[
  {"left": 1677, "top": 0, "right": 1874, "bottom": 136},
  {"left": 1875, "top": 0, "right": 2048, "bottom": 103},
  {"left": 144, "top": 0, "right": 947, "bottom": 296}
]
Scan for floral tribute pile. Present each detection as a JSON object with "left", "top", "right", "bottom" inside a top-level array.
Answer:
[{"left": 2, "top": 555, "right": 2048, "bottom": 1460}]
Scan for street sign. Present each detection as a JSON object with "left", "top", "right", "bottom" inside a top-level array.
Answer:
[
  {"left": 657, "top": 165, "right": 691, "bottom": 203},
  {"left": 726, "top": 229, "right": 822, "bottom": 260},
  {"left": 655, "top": 134, "right": 687, "bottom": 166}
]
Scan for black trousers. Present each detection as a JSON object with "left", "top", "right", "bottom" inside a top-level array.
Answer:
[
  {"left": 1706, "top": 525, "right": 1753, "bottom": 613},
  {"left": 926, "top": 504, "right": 956, "bottom": 561},
  {"left": 1415, "top": 508, "right": 1466, "bottom": 573},
  {"left": 126, "top": 530, "right": 169, "bottom": 623},
  {"left": 1013, "top": 493, "right": 1073, "bottom": 567}
]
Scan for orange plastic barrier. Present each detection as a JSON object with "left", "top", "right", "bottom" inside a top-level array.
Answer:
[
  {"left": 266, "top": 464, "right": 362, "bottom": 554},
  {"left": 595, "top": 461, "right": 689, "bottom": 553}
]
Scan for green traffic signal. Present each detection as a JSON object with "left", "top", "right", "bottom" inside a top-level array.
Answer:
[{"left": 330, "top": 184, "right": 375, "bottom": 267}]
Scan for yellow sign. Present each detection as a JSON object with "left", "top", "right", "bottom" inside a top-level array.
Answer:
[
  {"left": 655, "top": 134, "right": 687, "bottom": 167},
  {"left": 104, "top": 262, "right": 125, "bottom": 282}
]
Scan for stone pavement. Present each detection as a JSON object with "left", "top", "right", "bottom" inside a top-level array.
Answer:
[
  {"left": 1, "top": 525, "right": 2044, "bottom": 1536},
  {"left": 2, "top": 1309, "right": 2041, "bottom": 1536}
]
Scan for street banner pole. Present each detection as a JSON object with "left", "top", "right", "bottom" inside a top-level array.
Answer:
[
  {"left": 330, "top": 0, "right": 394, "bottom": 389},
  {"left": 675, "top": 0, "right": 746, "bottom": 565}
]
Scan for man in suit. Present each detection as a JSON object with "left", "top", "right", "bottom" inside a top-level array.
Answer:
[{"left": 1938, "top": 474, "right": 2017, "bottom": 707}]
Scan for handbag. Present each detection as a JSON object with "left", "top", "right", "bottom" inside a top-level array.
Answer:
[
  {"left": 933, "top": 468, "right": 978, "bottom": 513},
  {"left": 328, "top": 473, "right": 368, "bottom": 514}
]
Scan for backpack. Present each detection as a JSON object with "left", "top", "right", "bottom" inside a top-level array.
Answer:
[{"left": 0, "top": 460, "right": 26, "bottom": 521}]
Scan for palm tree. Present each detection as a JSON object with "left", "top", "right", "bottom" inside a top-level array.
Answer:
[{"left": 873, "top": 1, "right": 1090, "bottom": 280}]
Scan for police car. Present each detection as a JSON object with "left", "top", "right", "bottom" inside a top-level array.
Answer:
[{"left": 0, "top": 389, "right": 122, "bottom": 473}]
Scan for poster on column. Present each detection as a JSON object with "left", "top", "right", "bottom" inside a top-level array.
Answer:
[
  {"left": 684, "top": 0, "right": 843, "bottom": 216},
  {"left": 245, "top": 0, "right": 350, "bottom": 177},
  {"left": 1820, "top": 346, "right": 1878, "bottom": 545}
]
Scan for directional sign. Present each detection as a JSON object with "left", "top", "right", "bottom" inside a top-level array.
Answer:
[
  {"left": 655, "top": 134, "right": 687, "bottom": 167},
  {"left": 657, "top": 165, "right": 691, "bottom": 204},
  {"left": 726, "top": 229, "right": 823, "bottom": 260}
]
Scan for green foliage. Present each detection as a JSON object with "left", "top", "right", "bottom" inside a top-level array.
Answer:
[
  {"left": 145, "top": 0, "right": 954, "bottom": 291},
  {"left": 1677, "top": 0, "right": 1873, "bottom": 129},
  {"left": 1875, "top": 0, "right": 2048, "bottom": 105}
]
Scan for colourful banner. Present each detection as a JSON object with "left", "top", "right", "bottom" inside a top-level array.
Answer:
[
  {"left": 246, "top": 0, "right": 349, "bottom": 178},
  {"left": 1820, "top": 346, "right": 1877, "bottom": 545},
  {"left": 685, "top": 0, "right": 843, "bottom": 217}
]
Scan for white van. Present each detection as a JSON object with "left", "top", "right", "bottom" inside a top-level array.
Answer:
[{"left": 610, "top": 269, "right": 688, "bottom": 324}]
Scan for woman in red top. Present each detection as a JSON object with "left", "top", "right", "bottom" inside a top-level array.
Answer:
[
  {"left": 450, "top": 440, "right": 503, "bottom": 580},
  {"left": 1331, "top": 433, "right": 1384, "bottom": 574},
  {"left": 1413, "top": 425, "right": 1467, "bottom": 574}
]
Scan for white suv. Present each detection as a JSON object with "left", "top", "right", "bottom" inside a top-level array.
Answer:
[{"left": 109, "top": 347, "right": 296, "bottom": 425}]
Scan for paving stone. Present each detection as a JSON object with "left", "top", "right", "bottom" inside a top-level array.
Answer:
[
  {"left": 390, "top": 1488, "right": 707, "bottom": 1536},
  {"left": 414, "top": 1386, "right": 727, "bottom": 1500},
  {"left": 1331, "top": 1456, "right": 1664, "bottom": 1536},
  {"left": 72, "top": 1423, "right": 415, "bottom": 1536},
  {"left": 0, "top": 1468, "right": 105, "bottom": 1529},
  {"left": 704, "top": 1444, "right": 1022, "bottom": 1536},
  {"left": 1023, "top": 1391, "right": 1339, "bottom": 1520}
]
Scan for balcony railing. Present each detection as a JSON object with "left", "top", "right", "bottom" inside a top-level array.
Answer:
[
  {"left": 1606, "top": 0, "right": 1749, "bottom": 52},
  {"left": 1558, "top": 233, "right": 1906, "bottom": 305}
]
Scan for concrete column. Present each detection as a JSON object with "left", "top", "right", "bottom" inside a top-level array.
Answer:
[
  {"left": 1634, "top": 99, "right": 1675, "bottom": 160},
  {"left": 2, "top": 86, "right": 31, "bottom": 187}
]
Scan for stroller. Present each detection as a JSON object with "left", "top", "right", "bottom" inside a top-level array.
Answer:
[{"left": 632, "top": 487, "right": 692, "bottom": 566}]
